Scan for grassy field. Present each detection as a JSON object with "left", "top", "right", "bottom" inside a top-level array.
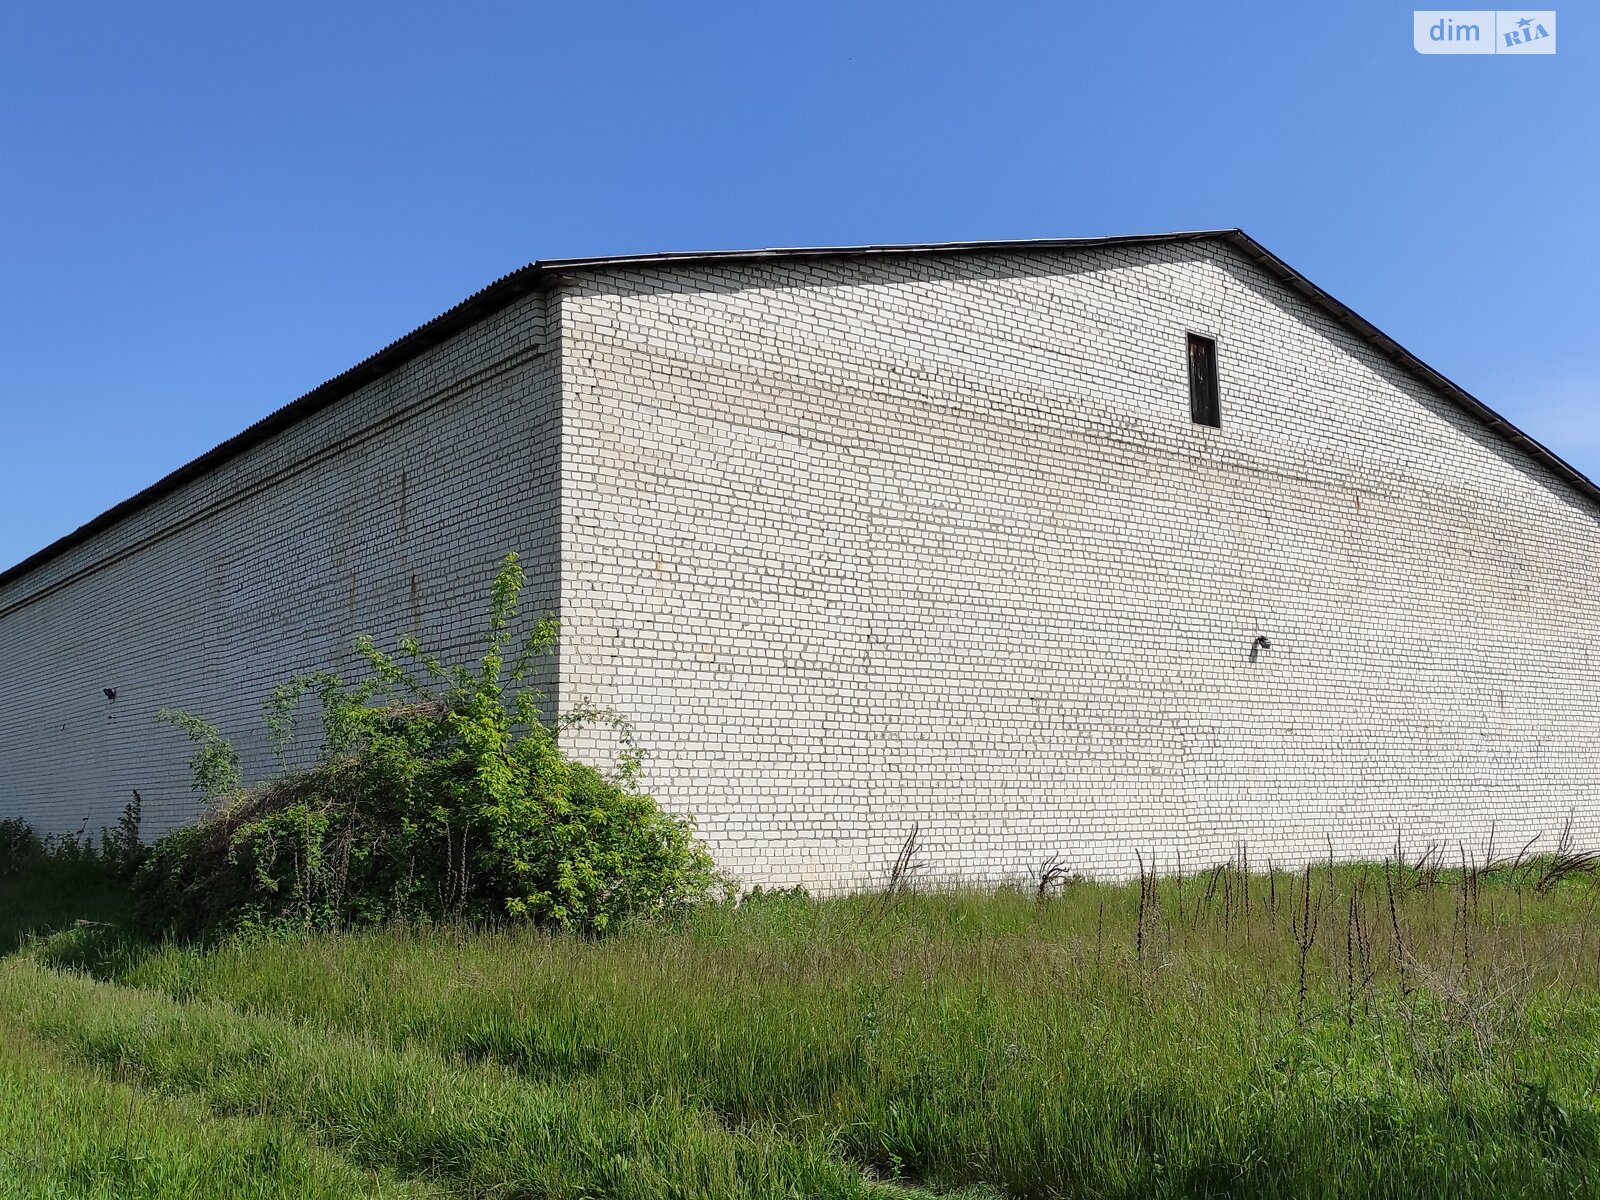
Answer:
[{"left": 4, "top": 848, "right": 1600, "bottom": 1198}]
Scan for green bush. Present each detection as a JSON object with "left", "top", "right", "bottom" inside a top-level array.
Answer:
[
  {"left": 133, "top": 554, "right": 719, "bottom": 940},
  {"left": 0, "top": 817, "right": 43, "bottom": 876},
  {"left": 1, "top": 796, "right": 144, "bottom": 884},
  {"left": 1, "top": 801, "right": 143, "bottom": 954}
]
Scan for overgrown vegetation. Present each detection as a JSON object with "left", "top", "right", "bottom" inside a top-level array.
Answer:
[
  {"left": 4, "top": 554, "right": 1599, "bottom": 1194},
  {"left": 0, "top": 959, "right": 907, "bottom": 1200},
  {"left": 0, "top": 805, "right": 141, "bottom": 953},
  {"left": 4, "top": 827, "right": 1600, "bottom": 1197},
  {"left": 132, "top": 554, "right": 718, "bottom": 940},
  {"left": 0, "top": 1015, "right": 429, "bottom": 1199}
]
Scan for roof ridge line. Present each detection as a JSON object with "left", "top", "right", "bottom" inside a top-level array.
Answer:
[{"left": 1, "top": 230, "right": 1593, "bottom": 593}]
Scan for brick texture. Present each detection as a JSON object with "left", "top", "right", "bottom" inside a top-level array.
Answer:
[
  {"left": 555, "top": 240, "right": 1600, "bottom": 889},
  {"left": 0, "top": 294, "right": 558, "bottom": 839},
  {"left": 3, "top": 240, "right": 1596, "bottom": 891}
]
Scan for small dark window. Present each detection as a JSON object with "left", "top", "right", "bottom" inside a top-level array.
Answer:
[{"left": 1187, "top": 333, "right": 1221, "bottom": 427}]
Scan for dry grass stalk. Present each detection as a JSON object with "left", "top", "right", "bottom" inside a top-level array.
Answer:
[
  {"left": 1293, "top": 862, "right": 1319, "bottom": 1025},
  {"left": 1384, "top": 856, "right": 1411, "bottom": 997},
  {"left": 1535, "top": 813, "right": 1599, "bottom": 893},
  {"left": 884, "top": 824, "right": 925, "bottom": 898},
  {"left": 1033, "top": 854, "right": 1071, "bottom": 902}
]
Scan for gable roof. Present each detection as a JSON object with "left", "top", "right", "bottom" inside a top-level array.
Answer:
[{"left": 2, "top": 229, "right": 1595, "bottom": 593}]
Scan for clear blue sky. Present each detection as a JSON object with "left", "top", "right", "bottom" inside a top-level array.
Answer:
[{"left": 2, "top": 2, "right": 1595, "bottom": 572}]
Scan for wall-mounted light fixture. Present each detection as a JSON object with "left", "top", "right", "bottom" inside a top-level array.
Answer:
[
  {"left": 103, "top": 688, "right": 117, "bottom": 701},
  {"left": 1249, "top": 636, "right": 1272, "bottom": 664}
]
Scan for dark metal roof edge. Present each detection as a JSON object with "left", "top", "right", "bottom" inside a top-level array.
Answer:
[
  {"left": 0, "top": 231, "right": 1230, "bottom": 593},
  {"left": 1216, "top": 230, "right": 1600, "bottom": 515},
  {"left": 0, "top": 265, "right": 550, "bottom": 592},
  {"left": 2, "top": 228, "right": 1593, "bottom": 593},
  {"left": 529, "top": 229, "right": 1233, "bottom": 273}
]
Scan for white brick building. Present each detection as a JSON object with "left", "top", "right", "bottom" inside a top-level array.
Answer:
[{"left": 3, "top": 232, "right": 1597, "bottom": 889}]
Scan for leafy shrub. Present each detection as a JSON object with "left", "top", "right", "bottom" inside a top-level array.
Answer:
[
  {"left": 97, "top": 791, "right": 147, "bottom": 881},
  {"left": 132, "top": 554, "right": 719, "bottom": 940},
  {"left": 0, "top": 817, "right": 43, "bottom": 876},
  {"left": 1, "top": 801, "right": 143, "bottom": 956},
  {"left": 1, "top": 796, "right": 144, "bottom": 883},
  {"left": 156, "top": 714, "right": 241, "bottom": 803}
]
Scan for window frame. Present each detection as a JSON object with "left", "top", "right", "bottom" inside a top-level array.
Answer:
[{"left": 1186, "top": 332, "right": 1222, "bottom": 429}]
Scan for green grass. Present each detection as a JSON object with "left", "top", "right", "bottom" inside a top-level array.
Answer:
[
  {"left": 6, "top": 854, "right": 1600, "bottom": 1197},
  {"left": 0, "top": 958, "right": 914, "bottom": 1200},
  {"left": 0, "top": 1018, "right": 429, "bottom": 1199},
  {"left": 0, "top": 854, "right": 126, "bottom": 954}
]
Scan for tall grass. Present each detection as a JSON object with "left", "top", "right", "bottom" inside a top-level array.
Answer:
[
  {"left": 49, "top": 855, "right": 1600, "bottom": 1198},
  {"left": 0, "top": 958, "right": 928, "bottom": 1200},
  {"left": 0, "top": 816, "right": 129, "bottom": 953},
  {"left": 0, "top": 1019, "right": 429, "bottom": 1198},
  {"left": 8, "top": 842, "right": 1600, "bottom": 1197}
]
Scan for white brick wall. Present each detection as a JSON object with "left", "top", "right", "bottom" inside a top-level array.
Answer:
[
  {"left": 556, "top": 241, "right": 1600, "bottom": 890},
  {"left": 0, "top": 294, "right": 558, "bottom": 838},
  {"left": 5, "top": 239, "right": 1596, "bottom": 890}
]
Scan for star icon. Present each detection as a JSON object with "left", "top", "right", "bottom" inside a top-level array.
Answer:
[{"left": 1517, "top": 16, "right": 1533, "bottom": 28}]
